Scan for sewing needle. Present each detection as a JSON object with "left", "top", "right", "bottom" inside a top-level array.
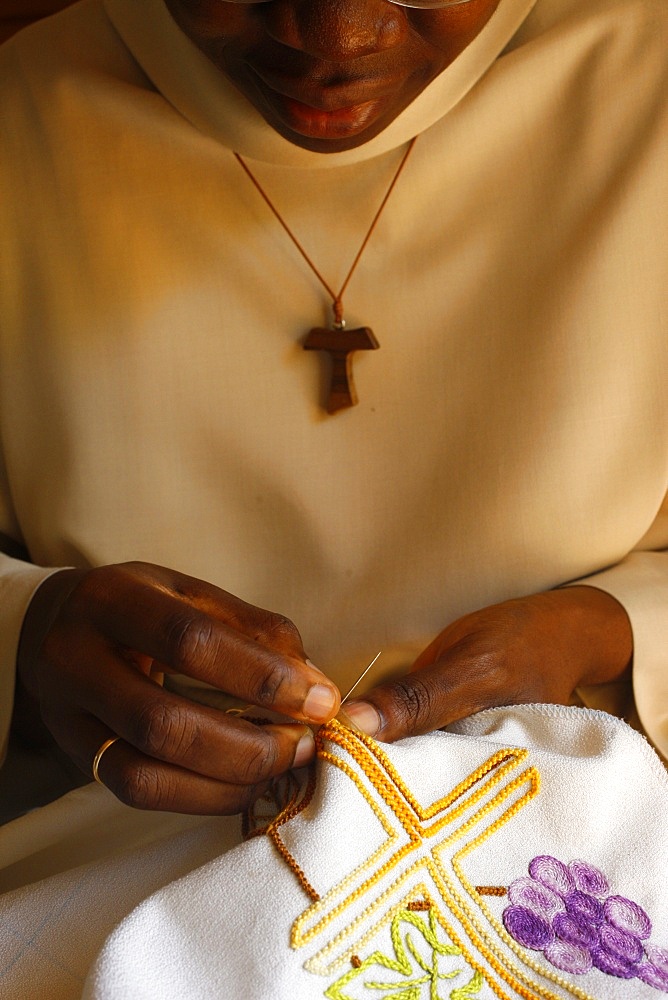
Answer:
[
  {"left": 340, "top": 651, "right": 382, "bottom": 706},
  {"left": 226, "top": 651, "right": 382, "bottom": 723}
]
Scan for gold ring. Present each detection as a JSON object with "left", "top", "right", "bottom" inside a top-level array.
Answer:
[{"left": 92, "top": 736, "right": 120, "bottom": 785}]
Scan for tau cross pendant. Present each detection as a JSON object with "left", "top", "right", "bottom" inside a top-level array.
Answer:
[{"left": 303, "top": 321, "right": 380, "bottom": 414}]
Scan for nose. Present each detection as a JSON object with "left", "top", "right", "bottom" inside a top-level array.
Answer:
[{"left": 261, "top": 0, "right": 408, "bottom": 60}]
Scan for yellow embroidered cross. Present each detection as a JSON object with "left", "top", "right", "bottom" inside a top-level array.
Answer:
[{"left": 262, "top": 721, "right": 596, "bottom": 1000}]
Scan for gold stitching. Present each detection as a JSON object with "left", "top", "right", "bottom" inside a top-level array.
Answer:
[{"left": 261, "top": 721, "right": 597, "bottom": 999}]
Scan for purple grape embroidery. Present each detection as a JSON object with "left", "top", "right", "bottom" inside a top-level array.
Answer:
[
  {"left": 503, "top": 906, "right": 554, "bottom": 950},
  {"left": 502, "top": 857, "right": 668, "bottom": 992}
]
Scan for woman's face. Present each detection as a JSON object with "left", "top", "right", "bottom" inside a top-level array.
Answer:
[{"left": 164, "top": 0, "right": 500, "bottom": 152}]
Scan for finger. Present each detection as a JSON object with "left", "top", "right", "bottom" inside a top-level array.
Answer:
[
  {"left": 57, "top": 567, "right": 340, "bottom": 723},
  {"left": 41, "top": 647, "right": 316, "bottom": 784},
  {"left": 341, "top": 655, "right": 510, "bottom": 742},
  {"left": 117, "top": 647, "right": 165, "bottom": 685},
  {"left": 83, "top": 720, "right": 275, "bottom": 815},
  {"left": 92, "top": 563, "right": 310, "bottom": 658}
]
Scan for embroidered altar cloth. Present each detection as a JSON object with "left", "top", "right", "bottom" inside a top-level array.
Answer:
[{"left": 84, "top": 705, "right": 668, "bottom": 999}]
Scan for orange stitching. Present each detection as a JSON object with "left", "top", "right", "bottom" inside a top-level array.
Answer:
[
  {"left": 433, "top": 855, "right": 594, "bottom": 1000},
  {"left": 252, "top": 761, "right": 320, "bottom": 899},
  {"left": 263, "top": 721, "right": 595, "bottom": 999},
  {"left": 301, "top": 771, "right": 558, "bottom": 998},
  {"left": 269, "top": 827, "right": 320, "bottom": 903},
  {"left": 451, "top": 852, "right": 596, "bottom": 1000},
  {"left": 243, "top": 769, "right": 302, "bottom": 840},
  {"left": 293, "top": 727, "right": 530, "bottom": 951},
  {"left": 312, "top": 873, "right": 515, "bottom": 1000},
  {"left": 318, "top": 721, "right": 522, "bottom": 828}
]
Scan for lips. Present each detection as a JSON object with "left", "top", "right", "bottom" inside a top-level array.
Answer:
[
  {"left": 249, "top": 64, "right": 394, "bottom": 139},
  {"left": 252, "top": 63, "right": 392, "bottom": 111},
  {"left": 266, "top": 91, "right": 389, "bottom": 139}
]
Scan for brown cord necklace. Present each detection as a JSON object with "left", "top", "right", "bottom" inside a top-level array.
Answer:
[{"left": 234, "top": 137, "right": 417, "bottom": 414}]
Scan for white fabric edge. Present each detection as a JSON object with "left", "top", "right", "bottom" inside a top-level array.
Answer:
[{"left": 447, "top": 701, "right": 668, "bottom": 783}]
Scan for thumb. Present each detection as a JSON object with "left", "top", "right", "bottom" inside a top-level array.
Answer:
[{"left": 340, "top": 661, "right": 477, "bottom": 743}]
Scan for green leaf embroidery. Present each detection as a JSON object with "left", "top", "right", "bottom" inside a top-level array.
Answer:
[
  {"left": 450, "top": 972, "right": 484, "bottom": 999},
  {"left": 325, "top": 909, "right": 484, "bottom": 1000}
]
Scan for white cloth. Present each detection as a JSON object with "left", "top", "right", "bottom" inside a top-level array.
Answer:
[
  {"left": 1, "top": 707, "right": 666, "bottom": 999},
  {"left": 80, "top": 706, "right": 668, "bottom": 999},
  {"left": 0, "top": 786, "right": 229, "bottom": 999}
]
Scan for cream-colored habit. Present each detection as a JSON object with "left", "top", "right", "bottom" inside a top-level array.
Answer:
[
  {"left": 0, "top": 0, "right": 666, "bottom": 824},
  {"left": 0, "top": 0, "right": 666, "bottom": 993}
]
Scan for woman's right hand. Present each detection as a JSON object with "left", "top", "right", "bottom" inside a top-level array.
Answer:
[{"left": 17, "top": 562, "right": 340, "bottom": 815}]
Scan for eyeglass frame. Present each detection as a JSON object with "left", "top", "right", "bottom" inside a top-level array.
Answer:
[{"left": 218, "top": 0, "right": 474, "bottom": 9}]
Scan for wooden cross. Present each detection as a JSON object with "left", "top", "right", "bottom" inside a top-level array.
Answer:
[{"left": 303, "top": 324, "right": 380, "bottom": 414}]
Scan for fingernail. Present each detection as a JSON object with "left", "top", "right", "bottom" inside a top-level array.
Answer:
[
  {"left": 336, "top": 709, "right": 366, "bottom": 735},
  {"left": 341, "top": 701, "right": 381, "bottom": 737},
  {"left": 303, "top": 683, "right": 338, "bottom": 723},
  {"left": 293, "top": 729, "right": 315, "bottom": 768}
]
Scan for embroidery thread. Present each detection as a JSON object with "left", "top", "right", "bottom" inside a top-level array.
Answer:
[
  {"left": 325, "top": 907, "right": 484, "bottom": 1000},
  {"left": 283, "top": 722, "right": 591, "bottom": 999},
  {"left": 502, "top": 856, "right": 668, "bottom": 992},
  {"left": 261, "top": 721, "right": 665, "bottom": 999}
]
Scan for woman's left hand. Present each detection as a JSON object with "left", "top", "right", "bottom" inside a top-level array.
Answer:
[{"left": 341, "top": 586, "right": 633, "bottom": 741}]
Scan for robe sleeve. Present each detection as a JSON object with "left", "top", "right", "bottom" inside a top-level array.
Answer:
[
  {"left": 0, "top": 456, "right": 61, "bottom": 765},
  {"left": 0, "top": 554, "right": 60, "bottom": 766},
  {"left": 571, "top": 490, "right": 668, "bottom": 762}
]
